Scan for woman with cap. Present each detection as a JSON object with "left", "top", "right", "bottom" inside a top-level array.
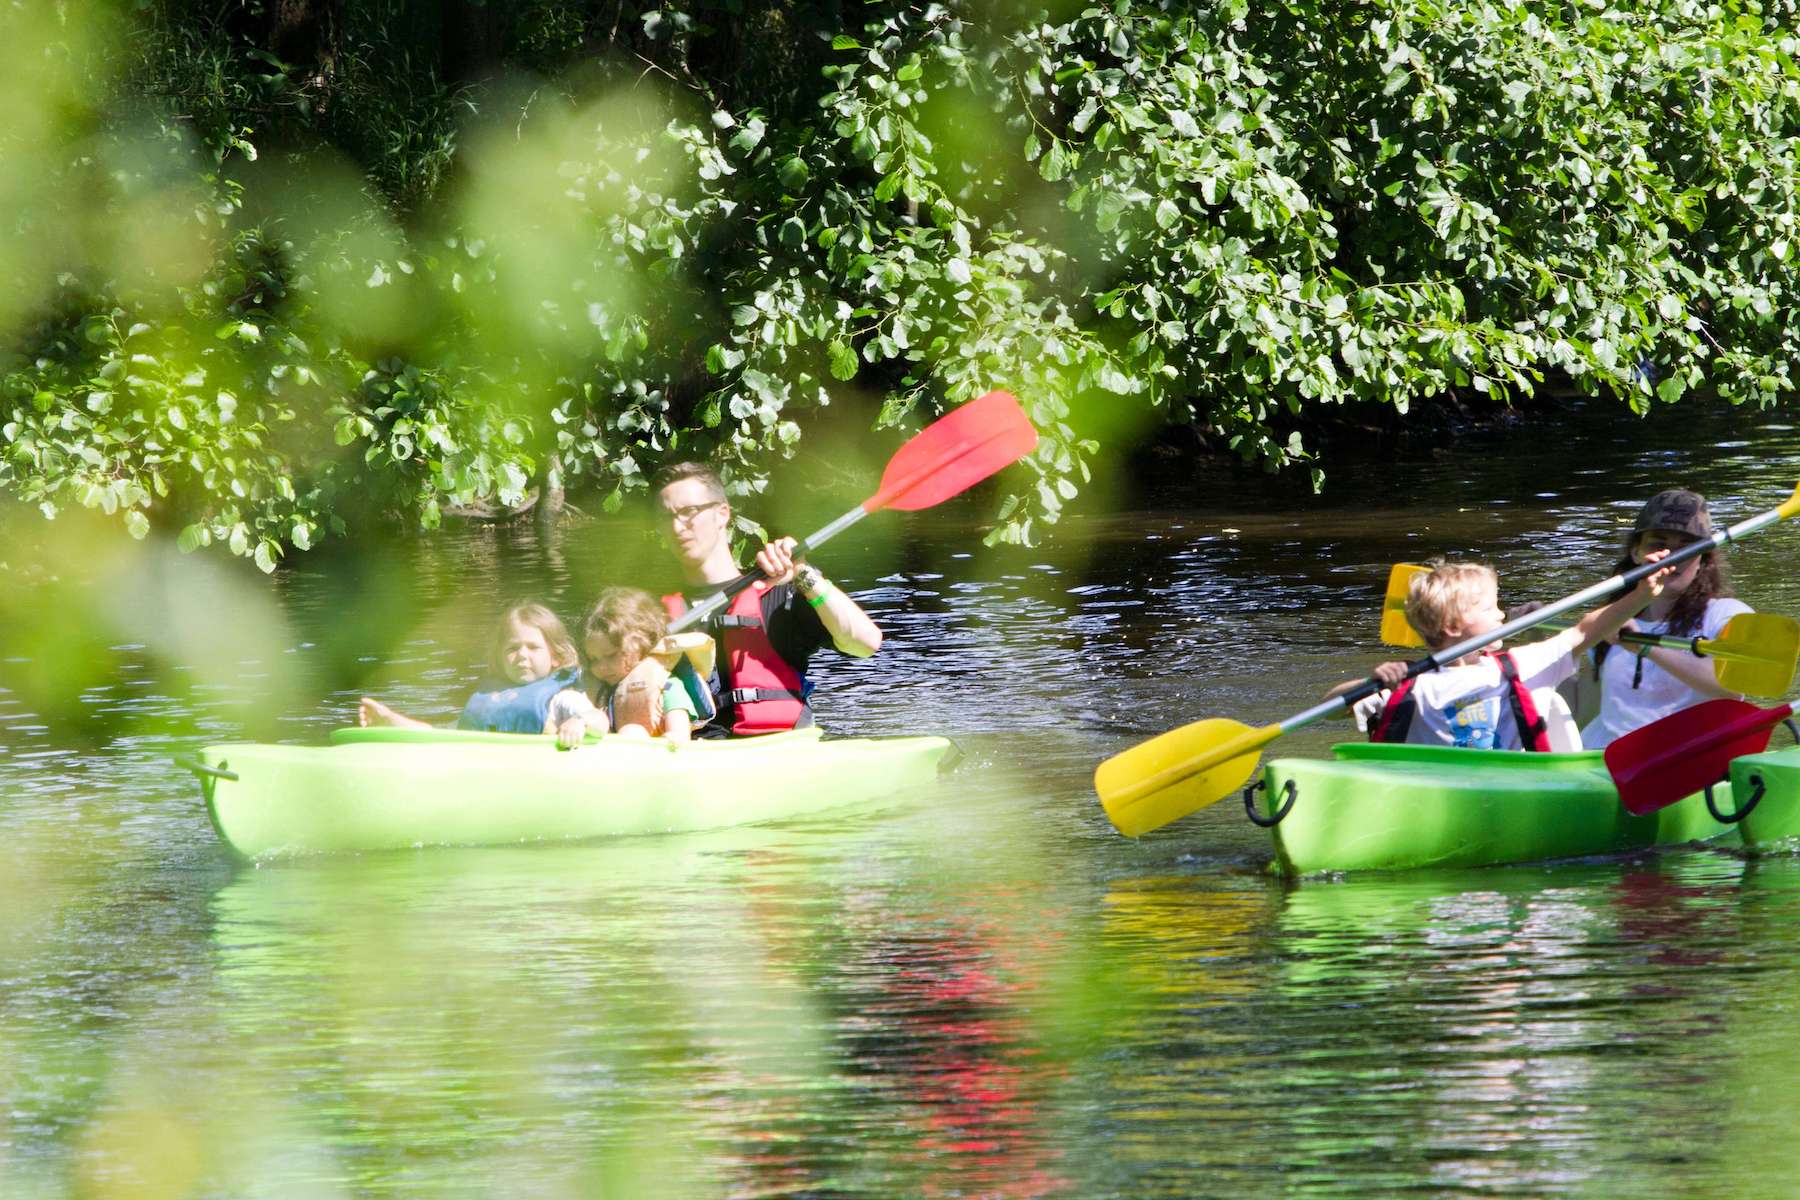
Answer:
[{"left": 1578, "top": 488, "right": 1753, "bottom": 748}]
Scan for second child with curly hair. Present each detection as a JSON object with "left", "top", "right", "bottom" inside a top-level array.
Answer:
[{"left": 546, "top": 587, "right": 709, "bottom": 746}]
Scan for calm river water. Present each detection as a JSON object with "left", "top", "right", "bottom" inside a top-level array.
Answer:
[{"left": 3, "top": 401, "right": 1799, "bottom": 1197}]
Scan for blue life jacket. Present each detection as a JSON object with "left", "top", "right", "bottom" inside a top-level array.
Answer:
[{"left": 456, "top": 667, "right": 580, "bottom": 734}]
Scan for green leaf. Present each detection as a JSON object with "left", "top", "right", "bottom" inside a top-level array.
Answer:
[
  {"left": 777, "top": 156, "right": 810, "bottom": 191},
  {"left": 828, "top": 341, "right": 859, "bottom": 381}
]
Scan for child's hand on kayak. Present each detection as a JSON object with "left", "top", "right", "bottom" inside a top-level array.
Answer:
[{"left": 555, "top": 717, "right": 587, "bottom": 750}]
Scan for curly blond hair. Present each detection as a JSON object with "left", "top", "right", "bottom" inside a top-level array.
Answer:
[{"left": 581, "top": 587, "right": 669, "bottom": 662}]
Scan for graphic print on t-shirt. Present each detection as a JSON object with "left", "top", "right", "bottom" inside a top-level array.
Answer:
[{"left": 1441, "top": 695, "right": 1501, "bottom": 749}]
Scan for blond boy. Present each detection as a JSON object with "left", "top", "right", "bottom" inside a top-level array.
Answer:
[{"left": 1326, "top": 556, "right": 1671, "bottom": 750}]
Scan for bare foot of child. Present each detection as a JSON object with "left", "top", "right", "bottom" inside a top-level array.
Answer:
[{"left": 358, "top": 697, "right": 405, "bottom": 727}]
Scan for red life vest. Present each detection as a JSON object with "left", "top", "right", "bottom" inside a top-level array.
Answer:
[
  {"left": 663, "top": 584, "right": 808, "bottom": 735},
  {"left": 1369, "top": 650, "right": 1552, "bottom": 752}
]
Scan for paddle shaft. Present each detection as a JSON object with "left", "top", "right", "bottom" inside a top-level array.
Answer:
[
  {"left": 1311, "top": 501, "right": 1793, "bottom": 731},
  {"left": 667, "top": 506, "right": 869, "bottom": 634},
  {"left": 1523, "top": 620, "right": 1763, "bottom": 664}
]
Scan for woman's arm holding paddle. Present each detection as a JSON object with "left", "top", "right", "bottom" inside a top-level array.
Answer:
[{"left": 1601, "top": 620, "right": 1741, "bottom": 699}]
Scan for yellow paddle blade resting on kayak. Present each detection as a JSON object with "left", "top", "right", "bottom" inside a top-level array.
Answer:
[
  {"left": 1381, "top": 563, "right": 1432, "bottom": 648},
  {"left": 1096, "top": 719, "right": 1280, "bottom": 837}
]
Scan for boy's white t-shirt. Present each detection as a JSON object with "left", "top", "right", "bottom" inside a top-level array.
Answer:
[
  {"left": 1352, "top": 635, "right": 1578, "bottom": 750},
  {"left": 1579, "top": 597, "right": 1752, "bottom": 749}
]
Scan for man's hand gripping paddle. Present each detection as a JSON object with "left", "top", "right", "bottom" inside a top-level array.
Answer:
[
  {"left": 1096, "top": 481, "right": 1800, "bottom": 838},
  {"left": 669, "top": 390, "right": 1040, "bottom": 634}
]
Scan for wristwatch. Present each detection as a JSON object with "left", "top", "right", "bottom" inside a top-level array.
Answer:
[{"left": 793, "top": 563, "right": 824, "bottom": 594}]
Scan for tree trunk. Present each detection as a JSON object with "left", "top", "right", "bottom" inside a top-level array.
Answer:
[{"left": 536, "top": 453, "right": 566, "bottom": 528}]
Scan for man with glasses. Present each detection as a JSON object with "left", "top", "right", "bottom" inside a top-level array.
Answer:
[{"left": 654, "top": 461, "right": 883, "bottom": 737}]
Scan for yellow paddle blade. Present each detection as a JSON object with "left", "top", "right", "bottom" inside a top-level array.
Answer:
[
  {"left": 1709, "top": 613, "right": 1800, "bottom": 697},
  {"left": 1780, "top": 480, "right": 1800, "bottom": 521},
  {"left": 1381, "top": 563, "right": 1430, "bottom": 648},
  {"left": 1096, "top": 719, "right": 1281, "bottom": 837}
]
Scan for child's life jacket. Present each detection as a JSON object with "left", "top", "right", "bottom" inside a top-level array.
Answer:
[
  {"left": 607, "top": 633, "right": 719, "bottom": 733},
  {"left": 457, "top": 667, "right": 582, "bottom": 734},
  {"left": 663, "top": 584, "right": 809, "bottom": 736},
  {"left": 1368, "top": 650, "right": 1553, "bottom": 751}
]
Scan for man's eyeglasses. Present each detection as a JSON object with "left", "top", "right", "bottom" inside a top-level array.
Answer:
[{"left": 665, "top": 501, "right": 722, "bottom": 526}]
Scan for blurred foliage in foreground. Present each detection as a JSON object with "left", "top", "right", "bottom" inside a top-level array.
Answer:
[{"left": 1, "top": 0, "right": 1797, "bottom": 570}]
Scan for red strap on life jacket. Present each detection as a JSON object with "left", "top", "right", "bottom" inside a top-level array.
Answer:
[
  {"left": 663, "top": 586, "right": 808, "bottom": 735},
  {"left": 1370, "top": 678, "right": 1417, "bottom": 744},
  {"left": 1492, "top": 650, "right": 1552, "bottom": 752}
]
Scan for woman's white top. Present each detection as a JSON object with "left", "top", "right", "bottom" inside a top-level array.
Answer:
[{"left": 1579, "top": 596, "right": 1752, "bottom": 748}]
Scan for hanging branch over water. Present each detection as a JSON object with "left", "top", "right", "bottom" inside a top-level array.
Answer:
[{"left": 2, "top": 1, "right": 1797, "bottom": 569}]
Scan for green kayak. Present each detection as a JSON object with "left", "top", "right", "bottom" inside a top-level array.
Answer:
[
  {"left": 186, "top": 726, "right": 959, "bottom": 860},
  {"left": 1253, "top": 743, "right": 1739, "bottom": 875},
  {"left": 1727, "top": 745, "right": 1800, "bottom": 852}
]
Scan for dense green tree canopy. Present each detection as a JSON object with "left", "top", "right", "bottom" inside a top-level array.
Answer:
[{"left": 2, "top": 0, "right": 1796, "bottom": 568}]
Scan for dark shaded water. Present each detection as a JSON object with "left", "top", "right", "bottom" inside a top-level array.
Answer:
[{"left": 3, "top": 401, "right": 1800, "bottom": 1196}]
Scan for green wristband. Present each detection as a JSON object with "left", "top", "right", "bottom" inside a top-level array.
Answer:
[{"left": 807, "top": 584, "right": 833, "bottom": 608}]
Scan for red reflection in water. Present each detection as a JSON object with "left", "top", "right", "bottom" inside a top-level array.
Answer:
[{"left": 841, "top": 899, "right": 1071, "bottom": 1199}]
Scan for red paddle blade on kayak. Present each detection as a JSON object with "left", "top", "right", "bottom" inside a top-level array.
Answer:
[
  {"left": 1607, "top": 698, "right": 1797, "bottom": 816},
  {"left": 865, "top": 390, "right": 1039, "bottom": 513}
]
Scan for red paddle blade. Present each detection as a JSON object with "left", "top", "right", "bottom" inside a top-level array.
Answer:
[
  {"left": 865, "top": 390, "right": 1039, "bottom": 513},
  {"left": 1606, "top": 698, "right": 1796, "bottom": 816}
]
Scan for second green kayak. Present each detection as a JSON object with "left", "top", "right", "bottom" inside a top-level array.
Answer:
[
  {"left": 1253, "top": 744, "right": 1739, "bottom": 875},
  {"left": 1727, "top": 744, "right": 1800, "bottom": 852},
  {"left": 187, "top": 726, "right": 958, "bottom": 860}
]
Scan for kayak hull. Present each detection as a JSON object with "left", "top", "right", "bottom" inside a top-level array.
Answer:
[
  {"left": 193, "top": 726, "right": 958, "bottom": 859},
  {"left": 1728, "top": 745, "right": 1800, "bottom": 851},
  {"left": 1258, "top": 743, "right": 1739, "bottom": 875}
]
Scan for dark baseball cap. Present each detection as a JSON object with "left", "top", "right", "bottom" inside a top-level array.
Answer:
[{"left": 1633, "top": 488, "right": 1713, "bottom": 539}]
